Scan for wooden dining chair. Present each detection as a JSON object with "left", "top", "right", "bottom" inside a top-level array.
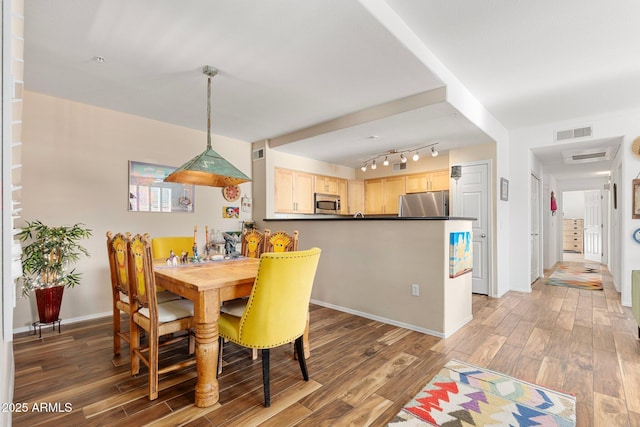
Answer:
[
  {"left": 128, "top": 233, "right": 197, "bottom": 400},
  {"left": 240, "top": 228, "right": 265, "bottom": 258},
  {"left": 106, "top": 231, "right": 132, "bottom": 356},
  {"left": 217, "top": 248, "right": 321, "bottom": 407},
  {"left": 264, "top": 229, "right": 299, "bottom": 252},
  {"left": 107, "top": 231, "right": 183, "bottom": 356}
]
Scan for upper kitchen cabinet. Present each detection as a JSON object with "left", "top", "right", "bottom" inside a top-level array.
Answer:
[
  {"left": 314, "top": 175, "right": 339, "bottom": 195},
  {"left": 365, "top": 176, "right": 406, "bottom": 214},
  {"left": 347, "top": 180, "right": 364, "bottom": 214},
  {"left": 274, "top": 168, "right": 314, "bottom": 214},
  {"left": 405, "top": 169, "right": 449, "bottom": 193}
]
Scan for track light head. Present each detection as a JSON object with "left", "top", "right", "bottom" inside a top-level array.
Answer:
[
  {"left": 400, "top": 153, "right": 407, "bottom": 163},
  {"left": 412, "top": 151, "right": 420, "bottom": 161},
  {"left": 431, "top": 146, "right": 438, "bottom": 157}
]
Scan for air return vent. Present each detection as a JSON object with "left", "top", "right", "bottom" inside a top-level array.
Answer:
[
  {"left": 252, "top": 148, "right": 264, "bottom": 161},
  {"left": 392, "top": 162, "right": 407, "bottom": 172},
  {"left": 555, "top": 126, "right": 592, "bottom": 141}
]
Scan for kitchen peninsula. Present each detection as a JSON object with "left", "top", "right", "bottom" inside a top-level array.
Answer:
[{"left": 261, "top": 216, "right": 474, "bottom": 337}]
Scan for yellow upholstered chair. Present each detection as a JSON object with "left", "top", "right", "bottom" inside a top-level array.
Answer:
[
  {"left": 217, "top": 247, "right": 321, "bottom": 407},
  {"left": 128, "top": 233, "right": 196, "bottom": 400},
  {"left": 151, "top": 236, "right": 195, "bottom": 260},
  {"left": 632, "top": 270, "right": 640, "bottom": 339},
  {"left": 221, "top": 229, "right": 306, "bottom": 366}
]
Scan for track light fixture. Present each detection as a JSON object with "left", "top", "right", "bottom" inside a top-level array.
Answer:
[{"left": 360, "top": 142, "right": 439, "bottom": 172}]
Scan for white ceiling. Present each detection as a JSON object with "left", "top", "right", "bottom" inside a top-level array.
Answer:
[{"left": 24, "top": 1, "right": 640, "bottom": 178}]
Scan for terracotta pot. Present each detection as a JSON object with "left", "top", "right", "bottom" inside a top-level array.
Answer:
[{"left": 35, "top": 286, "right": 64, "bottom": 324}]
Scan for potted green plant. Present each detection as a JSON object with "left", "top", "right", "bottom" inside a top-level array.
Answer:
[{"left": 18, "top": 220, "right": 92, "bottom": 324}]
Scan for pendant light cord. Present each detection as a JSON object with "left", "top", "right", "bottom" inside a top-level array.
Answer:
[{"left": 207, "top": 76, "right": 212, "bottom": 150}]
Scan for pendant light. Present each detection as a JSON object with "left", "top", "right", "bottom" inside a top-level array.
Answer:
[{"left": 164, "top": 66, "right": 251, "bottom": 187}]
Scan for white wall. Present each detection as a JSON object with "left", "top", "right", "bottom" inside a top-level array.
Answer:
[
  {"left": 510, "top": 108, "right": 640, "bottom": 306},
  {"left": 14, "top": 91, "right": 252, "bottom": 331}
]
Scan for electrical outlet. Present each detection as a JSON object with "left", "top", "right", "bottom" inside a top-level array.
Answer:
[{"left": 411, "top": 284, "right": 420, "bottom": 296}]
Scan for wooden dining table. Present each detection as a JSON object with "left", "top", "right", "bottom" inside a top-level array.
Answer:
[{"left": 153, "top": 256, "right": 260, "bottom": 408}]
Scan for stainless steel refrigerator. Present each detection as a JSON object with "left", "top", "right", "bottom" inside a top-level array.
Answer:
[{"left": 398, "top": 191, "right": 449, "bottom": 217}]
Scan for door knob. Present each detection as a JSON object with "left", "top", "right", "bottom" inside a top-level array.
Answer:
[{"left": 481, "top": 233, "right": 486, "bottom": 238}]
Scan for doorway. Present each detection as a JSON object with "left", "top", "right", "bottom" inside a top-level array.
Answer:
[
  {"left": 531, "top": 173, "right": 541, "bottom": 284},
  {"left": 451, "top": 161, "right": 491, "bottom": 295},
  {"left": 562, "top": 190, "right": 603, "bottom": 264}
]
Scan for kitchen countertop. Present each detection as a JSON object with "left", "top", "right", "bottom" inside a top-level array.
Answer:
[{"left": 264, "top": 216, "right": 476, "bottom": 221}]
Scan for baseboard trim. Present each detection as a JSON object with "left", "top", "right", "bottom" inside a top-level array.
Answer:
[
  {"left": 309, "top": 298, "right": 470, "bottom": 338},
  {"left": 13, "top": 311, "right": 112, "bottom": 335}
]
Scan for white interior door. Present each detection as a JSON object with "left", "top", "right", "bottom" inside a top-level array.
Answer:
[
  {"left": 453, "top": 162, "right": 490, "bottom": 295},
  {"left": 584, "top": 190, "right": 602, "bottom": 263},
  {"left": 530, "top": 174, "right": 540, "bottom": 284}
]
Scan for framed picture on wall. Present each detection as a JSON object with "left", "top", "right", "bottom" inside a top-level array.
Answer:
[
  {"left": 500, "top": 178, "right": 509, "bottom": 201},
  {"left": 633, "top": 179, "right": 640, "bottom": 219},
  {"left": 128, "top": 161, "right": 195, "bottom": 213}
]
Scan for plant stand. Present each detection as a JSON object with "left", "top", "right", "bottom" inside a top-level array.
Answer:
[{"left": 32, "top": 319, "right": 62, "bottom": 338}]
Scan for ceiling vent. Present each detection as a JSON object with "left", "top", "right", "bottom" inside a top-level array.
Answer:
[
  {"left": 392, "top": 162, "right": 407, "bottom": 172},
  {"left": 562, "top": 146, "right": 612, "bottom": 165},
  {"left": 555, "top": 126, "right": 592, "bottom": 141},
  {"left": 571, "top": 152, "right": 606, "bottom": 161}
]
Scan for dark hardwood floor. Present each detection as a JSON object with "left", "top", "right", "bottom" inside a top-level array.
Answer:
[{"left": 12, "top": 259, "right": 640, "bottom": 426}]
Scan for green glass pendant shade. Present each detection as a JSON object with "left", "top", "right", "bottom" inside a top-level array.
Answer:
[
  {"left": 164, "top": 66, "right": 251, "bottom": 188},
  {"left": 164, "top": 147, "right": 250, "bottom": 187}
]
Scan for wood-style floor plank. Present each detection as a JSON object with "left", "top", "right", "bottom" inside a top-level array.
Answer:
[{"left": 12, "top": 259, "right": 639, "bottom": 426}]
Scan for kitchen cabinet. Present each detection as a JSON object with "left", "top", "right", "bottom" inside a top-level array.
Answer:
[
  {"left": 405, "top": 169, "right": 449, "bottom": 193},
  {"left": 563, "top": 218, "right": 583, "bottom": 253},
  {"left": 274, "top": 168, "right": 314, "bottom": 213},
  {"left": 365, "top": 176, "right": 405, "bottom": 214},
  {"left": 337, "top": 179, "right": 349, "bottom": 214},
  {"left": 314, "top": 175, "right": 339, "bottom": 195},
  {"left": 347, "top": 180, "right": 364, "bottom": 214}
]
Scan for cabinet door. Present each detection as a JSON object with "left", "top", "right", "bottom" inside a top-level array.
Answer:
[
  {"left": 347, "top": 180, "right": 364, "bottom": 214},
  {"left": 314, "top": 175, "right": 338, "bottom": 194},
  {"left": 274, "top": 168, "right": 295, "bottom": 213},
  {"left": 337, "top": 179, "right": 348, "bottom": 214},
  {"left": 383, "top": 176, "right": 406, "bottom": 214},
  {"left": 430, "top": 170, "right": 450, "bottom": 191},
  {"left": 365, "top": 179, "right": 384, "bottom": 214},
  {"left": 294, "top": 172, "right": 314, "bottom": 213},
  {"left": 405, "top": 173, "right": 428, "bottom": 193}
]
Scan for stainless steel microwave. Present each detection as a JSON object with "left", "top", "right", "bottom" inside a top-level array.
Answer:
[{"left": 314, "top": 193, "right": 341, "bottom": 214}]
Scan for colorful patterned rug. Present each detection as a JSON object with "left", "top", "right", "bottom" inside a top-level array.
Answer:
[
  {"left": 389, "top": 359, "right": 576, "bottom": 426},
  {"left": 545, "top": 264, "right": 603, "bottom": 290}
]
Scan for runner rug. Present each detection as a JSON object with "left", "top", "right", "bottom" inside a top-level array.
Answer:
[
  {"left": 545, "top": 264, "right": 603, "bottom": 290},
  {"left": 389, "top": 359, "right": 576, "bottom": 426}
]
